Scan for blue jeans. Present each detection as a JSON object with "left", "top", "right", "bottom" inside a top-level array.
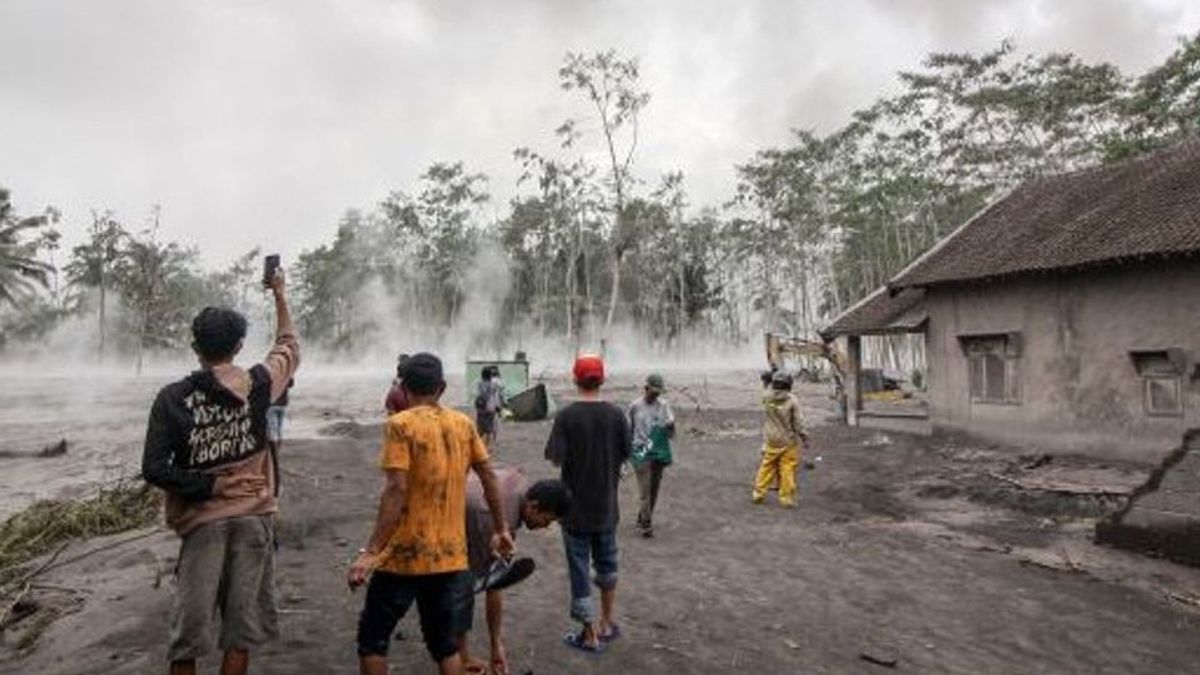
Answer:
[
  {"left": 266, "top": 406, "right": 286, "bottom": 443},
  {"left": 562, "top": 529, "right": 618, "bottom": 623}
]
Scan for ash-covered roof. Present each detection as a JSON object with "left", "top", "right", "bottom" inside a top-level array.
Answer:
[{"left": 820, "top": 287, "right": 926, "bottom": 339}]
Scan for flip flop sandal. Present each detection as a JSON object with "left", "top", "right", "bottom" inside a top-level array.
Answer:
[
  {"left": 600, "top": 624, "right": 622, "bottom": 643},
  {"left": 563, "top": 630, "right": 606, "bottom": 654}
]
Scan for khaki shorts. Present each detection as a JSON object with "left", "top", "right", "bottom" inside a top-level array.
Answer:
[{"left": 168, "top": 515, "right": 279, "bottom": 662}]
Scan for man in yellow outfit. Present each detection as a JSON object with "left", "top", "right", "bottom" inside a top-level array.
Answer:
[{"left": 753, "top": 370, "right": 807, "bottom": 507}]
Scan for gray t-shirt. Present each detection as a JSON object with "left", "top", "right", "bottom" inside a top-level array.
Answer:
[
  {"left": 465, "top": 466, "right": 525, "bottom": 576},
  {"left": 476, "top": 379, "right": 505, "bottom": 415},
  {"left": 628, "top": 397, "right": 675, "bottom": 451}
]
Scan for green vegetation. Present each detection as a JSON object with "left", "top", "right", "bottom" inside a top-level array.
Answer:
[{"left": 0, "top": 481, "right": 160, "bottom": 584}]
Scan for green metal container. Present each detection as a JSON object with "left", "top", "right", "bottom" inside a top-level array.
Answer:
[{"left": 465, "top": 357, "right": 530, "bottom": 407}]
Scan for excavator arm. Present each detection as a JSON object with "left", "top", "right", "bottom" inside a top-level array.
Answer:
[{"left": 765, "top": 333, "right": 846, "bottom": 381}]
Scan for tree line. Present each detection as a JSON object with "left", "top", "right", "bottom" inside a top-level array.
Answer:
[{"left": 2, "top": 35, "right": 1198, "bottom": 368}]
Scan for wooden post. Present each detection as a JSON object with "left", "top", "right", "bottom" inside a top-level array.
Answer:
[{"left": 846, "top": 335, "right": 863, "bottom": 426}]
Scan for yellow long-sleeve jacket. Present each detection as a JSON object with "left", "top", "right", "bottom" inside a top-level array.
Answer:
[{"left": 762, "top": 389, "right": 806, "bottom": 449}]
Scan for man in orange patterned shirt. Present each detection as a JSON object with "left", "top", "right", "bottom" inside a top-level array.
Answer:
[{"left": 348, "top": 352, "right": 515, "bottom": 675}]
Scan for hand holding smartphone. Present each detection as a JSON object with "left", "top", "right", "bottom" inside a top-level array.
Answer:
[{"left": 263, "top": 254, "right": 281, "bottom": 290}]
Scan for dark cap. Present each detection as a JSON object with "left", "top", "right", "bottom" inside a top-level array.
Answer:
[
  {"left": 402, "top": 352, "right": 444, "bottom": 395},
  {"left": 645, "top": 373, "right": 665, "bottom": 392}
]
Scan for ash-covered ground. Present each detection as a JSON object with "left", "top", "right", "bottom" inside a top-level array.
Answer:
[{"left": 3, "top": 371, "right": 1200, "bottom": 674}]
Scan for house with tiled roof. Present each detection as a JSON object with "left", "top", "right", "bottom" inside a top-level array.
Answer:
[{"left": 822, "top": 141, "right": 1200, "bottom": 460}]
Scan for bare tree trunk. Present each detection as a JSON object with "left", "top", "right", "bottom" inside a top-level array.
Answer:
[
  {"left": 136, "top": 311, "right": 146, "bottom": 376},
  {"left": 565, "top": 250, "right": 575, "bottom": 343},
  {"left": 604, "top": 252, "right": 622, "bottom": 335},
  {"left": 799, "top": 255, "right": 812, "bottom": 339},
  {"left": 98, "top": 283, "right": 106, "bottom": 363},
  {"left": 677, "top": 257, "right": 686, "bottom": 348}
]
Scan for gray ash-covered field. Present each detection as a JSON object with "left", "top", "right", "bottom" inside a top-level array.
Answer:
[{"left": 4, "top": 373, "right": 1200, "bottom": 674}]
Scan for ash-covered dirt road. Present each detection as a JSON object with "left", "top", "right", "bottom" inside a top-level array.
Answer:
[{"left": 6, "top": 379, "right": 1200, "bottom": 674}]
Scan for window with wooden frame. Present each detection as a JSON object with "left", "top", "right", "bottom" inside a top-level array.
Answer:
[
  {"left": 960, "top": 333, "right": 1022, "bottom": 405},
  {"left": 1131, "top": 350, "right": 1186, "bottom": 417}
]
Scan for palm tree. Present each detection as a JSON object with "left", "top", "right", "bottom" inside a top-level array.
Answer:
[{"left": 0, "top": 188, "right": 53, "bottom": 306}]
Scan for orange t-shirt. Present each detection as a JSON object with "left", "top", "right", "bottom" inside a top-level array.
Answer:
[{"left": 377, "top": 404, "right": 489, "bottom": 575}]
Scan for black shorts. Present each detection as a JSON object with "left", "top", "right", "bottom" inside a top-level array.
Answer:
[
  {"left": 476, "top": 412, "right": 497, "bottom": 436},
  {"left": 356, "top": 570, "right": 474, "bottom": 662}
]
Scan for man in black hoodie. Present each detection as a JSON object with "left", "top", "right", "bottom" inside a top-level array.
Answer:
[{"left": 142, "top": 270, "right": 299, "bottom": 675}]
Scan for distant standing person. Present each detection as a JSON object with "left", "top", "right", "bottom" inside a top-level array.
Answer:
[
  {"left": 265, "top": 377, "right": 293, "bottom": 493},
  {"left": 475, "top": 365, "right": 506, "bottom": 446},
  {"left": 752, "top": 370, "right": 808, "bottom": 507},
  {"left": 348, "top": 352, "right": 515, "bottom": 675},
  {"left": 628, "top": 373, "right": 675, "bottom": 538},
  {"left": 141, "top": 269, "right": 299, "bottom": 675},
  {"left": 545, "top": 354, "right": 631, "bottom": 653},
  {"left": 384, "top": 353, "right": 411, "bottom": 415},
  {"left": 457, "top": 468, "right": 572, "bottom": 675}
]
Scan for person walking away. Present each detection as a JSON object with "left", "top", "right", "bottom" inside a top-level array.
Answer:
[
  {"left": 384, "top": 353, "right": 411, "bottom": 415},
  {"left": 141, "top": 269, "right": 299, "bottom": 675},
  {"left": 456, "top": 468, "right": 572, "bottom": 675},
  {"left": 628, "top": 374, "right": 675, "bottom": 538},
  {"left": 348, "top": 352, "right": 515, "bottom": 675},
  {"left": 752, "top": 370, "right": 807, "bottom": 507},
  {"left": 544, "top": 353, "right": 631, "bottom": 653},
  {"left": 474, "top": 365, "right": 506, "bottom": 447}
]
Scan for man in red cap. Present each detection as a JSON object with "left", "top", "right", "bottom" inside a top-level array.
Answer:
[{"left": 544, "top": 353, "right": 631, "bottom": 653}]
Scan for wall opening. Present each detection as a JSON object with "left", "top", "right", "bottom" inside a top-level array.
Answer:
[
  {"left": 1131, "top": 350, "right": 1186, "bottom": 417},
  {"left": 960, "top": 333, "right": 1022, "bottom": 405}
]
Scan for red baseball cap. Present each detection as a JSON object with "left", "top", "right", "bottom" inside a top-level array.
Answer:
[{"left": 573, "top": 353, "right": 605, "bottom": 384}]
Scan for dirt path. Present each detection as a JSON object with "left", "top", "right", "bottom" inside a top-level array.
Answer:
[{"left": 6, "top": 403, "right": 1200, "bottom": 674}]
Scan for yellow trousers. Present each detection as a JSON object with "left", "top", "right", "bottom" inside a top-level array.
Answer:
[{"left": 752, "top": 444, "right": 800, "bottom": 505}]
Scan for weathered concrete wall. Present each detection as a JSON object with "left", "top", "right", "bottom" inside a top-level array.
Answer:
[{"left": 924, "top": 259, "right": 1200, "bottom": 462}]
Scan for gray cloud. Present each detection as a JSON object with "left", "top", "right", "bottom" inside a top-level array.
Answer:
[{"left": 1, "top": 0, "right": 1197, "bottom": 266}]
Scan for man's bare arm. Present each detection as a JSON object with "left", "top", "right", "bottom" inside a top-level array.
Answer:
[
  {"left": 348, "top": 469, "right": 408, "bottom": 589},
  {"left": 366, "top": 469, "right": 407, "bottom": 554},
  {"left": 265, "top": 270, "right": 300, "bottom": 402},
  {"left": 472, "top": 461, "right": 514, "bottom": 556}
]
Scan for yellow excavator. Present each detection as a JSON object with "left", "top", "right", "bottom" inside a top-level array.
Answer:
[
  {"left": 764, "top": 333, "right": 908, "bottom": 403},
  {"left": 764, "top": 333, "right": 846, "bottom": 382}
]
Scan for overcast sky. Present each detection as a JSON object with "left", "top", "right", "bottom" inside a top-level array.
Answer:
[{"left": 3, "top": 0, "right": 1199, "bottom": 267}]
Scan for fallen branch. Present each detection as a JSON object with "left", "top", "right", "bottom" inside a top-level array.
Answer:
[
  {"left": 0, "top": 541, "right": 69, "bottom": 628},
  {"left": 987, "top": 471, "right": 1026, "bottom": 489},
  {"left": 1165, "top": 591, "right": 1200, "bottom": 609},
  {"left": 673, "top": 385, "right": 711, "bottom": 412},
  {"left": 36, "top": 528, "right": 166, "bottom": 580}
]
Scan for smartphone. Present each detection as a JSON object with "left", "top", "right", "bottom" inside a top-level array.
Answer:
[{"left": 263, "top": 254, "right": 281, "bottom": 288}]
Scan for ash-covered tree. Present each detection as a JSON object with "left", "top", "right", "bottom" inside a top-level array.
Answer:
[
  {"left": 558, "top": 49, "right": 651, "bottom": 341},
  {"left": 112, "top": 209, "right": 206, "bottom": 374},
  {"left": 380, "top": 161, "right": 489, "bottom": 330},
  {"left": 1105, "top": 31, "right": 1200, "bottom": 161},
  {"left": 65, "top": 210, "right": 127, "bottom": 361},
  {"left": 507, "top": 149, "right": 600, "bottom": 343},
  {"left": 292, "top": 210, "right": 385, "bottom": 352}
]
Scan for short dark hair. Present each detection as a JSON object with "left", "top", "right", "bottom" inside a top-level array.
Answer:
[
  {"left": 526, "top": 479, "right": 572, "bottom": 518},
  {"left": 191, "top": 307, "right": 247, "bottom": 361},
  {"left": 576, "top": 376, "right": 603, "bottom": 391},
  {"left": 396, "top": 353, "right": 411, "bottom": 379},
  {"left": 402, "top": 352, "right": 444, "bottom": 395}
]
